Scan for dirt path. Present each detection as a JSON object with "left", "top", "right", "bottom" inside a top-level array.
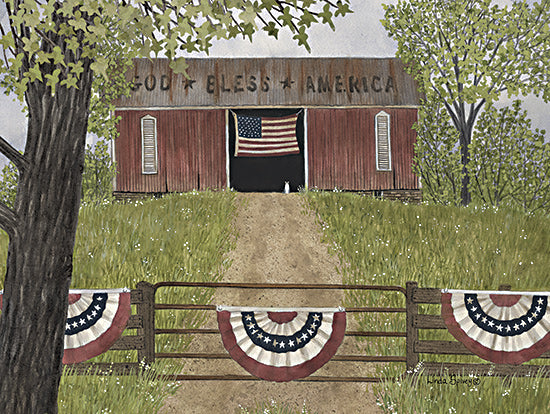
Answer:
[{"left": 160, "top": 193, "right": 383, "bottom": 414}]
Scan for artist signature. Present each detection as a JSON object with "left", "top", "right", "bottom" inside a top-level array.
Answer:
[{"left": 426, "top": 374, "right": 481, "bottom": 386}]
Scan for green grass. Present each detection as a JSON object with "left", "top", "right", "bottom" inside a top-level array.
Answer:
[
  {"left": 303, "top": 190, "right": 550, "bottom": 413},
  {"left": 374, "top": 365, "right": 550, "bottom": 414},
  {"left": 59, "top": 360, "right": 181, "bottom": 414}
]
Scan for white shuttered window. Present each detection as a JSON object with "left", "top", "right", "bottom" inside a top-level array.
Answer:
[
  {"left": 375, "top": 111, "right": 391, "bottom": 171},
  {"left": 141, "top": 115, "right": 158, "bottom": 174}
]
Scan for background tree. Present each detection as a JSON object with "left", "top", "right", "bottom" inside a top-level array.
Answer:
[
  {"left": 412, "top": 98, "right": 462, "bottom": 206},
  {"left": 81, "top": 139, "right": 117, "bottom": 204},
  {"left": 469, "top": 101, "right": 550, "bottom": 214},
  {"left": 382, "top": 0, "right": 550, "bottom": 205},
  {"left": 0, "top": 1, "right": 352, "bottom": 412}
]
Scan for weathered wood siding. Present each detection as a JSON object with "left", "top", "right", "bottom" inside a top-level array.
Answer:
[
  {"left": 114, "top": 58, "right": 421, "bottom": 108},
  {"left": 307, "top": 108, "right": 419, "bottom": 190},
  {"left": 114, "top": 109, "right": 225, "bottom": 193}
]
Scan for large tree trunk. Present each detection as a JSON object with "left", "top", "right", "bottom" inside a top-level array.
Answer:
[{"left": 0, "top": 62, "right": 93, "bottom": 413}]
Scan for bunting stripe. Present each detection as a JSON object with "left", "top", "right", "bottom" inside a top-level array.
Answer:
[
  {"left": 217, "top": 306, "right": 346, "bottom": 382},
  {"left": 442, "top": 291, "right": 550, "bottom": 364}
]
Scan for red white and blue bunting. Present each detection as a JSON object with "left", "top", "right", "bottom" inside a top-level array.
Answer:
[
  {"left": 0, "top": 288, "right": 131, "bottom": 364},
  {"left": 217, "top": 306, "right": 346, "bottom": 382},
  {"left": 441, "top": 289, "right": 550, "bottom": 364}
]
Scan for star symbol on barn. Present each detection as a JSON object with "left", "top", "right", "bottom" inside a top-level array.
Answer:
[
  {"left": 280, "top": 77, "right": 295, "bottom": 89},
  {"left": 183, "top": 78, "right": 196, "bottom": 89}
]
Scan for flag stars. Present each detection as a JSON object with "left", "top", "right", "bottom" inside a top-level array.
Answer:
[
  {"left": 279, "top": 341, "right": 286, "bottom": 348},
  {"left": 513, "top": 324, "right": 520, "bottom": 331},
  {"left": 466, "top": 297, "right": 474, "bottom": 304},
  {"left": 263, "top": 336, "right": 271, "bottom": 344}
]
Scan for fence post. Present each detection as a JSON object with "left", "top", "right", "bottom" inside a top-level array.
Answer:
[
  {"left": 137, "top": 281, "right": 156, "bottom": 366},
  {"left": 406, "top": 281, "right": 419, "bottom": 372}
]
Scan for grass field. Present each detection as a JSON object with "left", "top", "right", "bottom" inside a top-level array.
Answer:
[
  {"left": 303, "top": 191, "right": 550, "bottom": 414},
  {"left": 1, "top": 189, "right": 549, "bottom": 413}
]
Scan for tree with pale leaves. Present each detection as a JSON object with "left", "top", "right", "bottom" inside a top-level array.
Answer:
[
  {"left": 0, "top": 1, "right": 352, "bottom": 412},
  {"left": 382, "top": 0, "right": 550, "bottom": 206}
]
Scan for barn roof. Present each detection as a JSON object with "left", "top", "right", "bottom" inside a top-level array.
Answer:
[{"left": 114, "top": 57, "right": 421, "bottom": 109}]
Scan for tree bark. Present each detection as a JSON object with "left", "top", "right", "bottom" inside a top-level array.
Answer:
[{"left": 0, "top": 61, "right": 93, "bottom": 413}]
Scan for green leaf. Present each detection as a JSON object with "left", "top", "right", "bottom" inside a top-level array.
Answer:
[{"left": 45, "top": 68, "right": 61, "bottom": 94}]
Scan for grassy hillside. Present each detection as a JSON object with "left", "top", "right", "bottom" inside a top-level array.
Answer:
[{"left": 304, "top": 191, "right": 550, "bottom": 414}]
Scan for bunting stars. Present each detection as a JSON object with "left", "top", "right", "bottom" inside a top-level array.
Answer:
[
  {"left": 240, "top": 311, "right": 325, "bottom": 353},
  {"left": 461, "top": 294, "right": 548, "bottom": 338}
]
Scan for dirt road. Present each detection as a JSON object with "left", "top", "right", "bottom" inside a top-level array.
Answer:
[{"left": 160, "top": 193, "right": 383, "bottom": 414}]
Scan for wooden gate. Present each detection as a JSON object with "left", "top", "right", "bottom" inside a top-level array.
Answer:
[{"left": 141, "top": 280, "right": 408, "bottom": 382}]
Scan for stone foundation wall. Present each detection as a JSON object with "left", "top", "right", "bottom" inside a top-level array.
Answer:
[{"left": 360, "top": 189, "right": 423, "bottom": 203}]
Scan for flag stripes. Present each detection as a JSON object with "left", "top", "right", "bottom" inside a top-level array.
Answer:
[{"left": 234, "top": 113, "right": 300, "bottom": 157}]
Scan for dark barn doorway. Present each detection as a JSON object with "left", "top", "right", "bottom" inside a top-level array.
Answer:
[{"left": 228, "top": 108, "right": 305, "bottom": 192}]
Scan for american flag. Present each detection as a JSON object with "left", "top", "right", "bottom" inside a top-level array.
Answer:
[{"left": 234, "top": 113, "right": 300, "bottom": 157}]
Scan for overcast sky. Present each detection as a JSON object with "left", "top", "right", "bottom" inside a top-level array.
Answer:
[{"left": 0, "top": 0, "right": 548, "bottom": 164}]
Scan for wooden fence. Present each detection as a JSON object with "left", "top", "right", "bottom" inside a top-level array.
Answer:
[{"left": 66, "top": 280, "right": 550, "bottom": 379}]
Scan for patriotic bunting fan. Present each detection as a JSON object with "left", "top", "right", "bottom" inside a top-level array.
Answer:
[
  {"left": 442, "top": 289, "right": 550, "bottom": 364},
  {"left": 1, "top": 288, "right": 131, "bottom": 364},
  {"left": 217, "top": 306, "right": 346, "bottom": 382}
]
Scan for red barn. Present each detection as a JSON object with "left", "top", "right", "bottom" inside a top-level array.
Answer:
[{"left": 113, "top": 58, "right": 422, "bottom": 200}]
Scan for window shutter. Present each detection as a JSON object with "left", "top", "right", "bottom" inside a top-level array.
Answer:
[
  {"left": 375, "top": 111, "right": 391, "bottom": 171},
  {"left": 141, "top": 115, "right": 158, "bottom": 174}
]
